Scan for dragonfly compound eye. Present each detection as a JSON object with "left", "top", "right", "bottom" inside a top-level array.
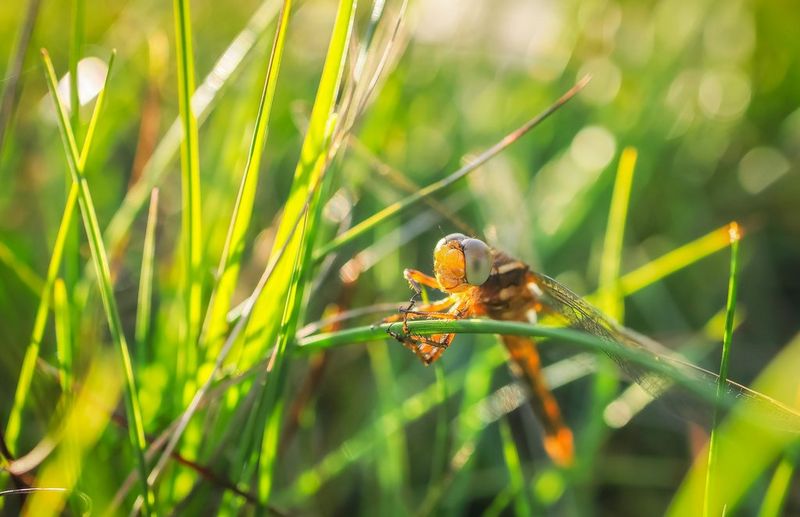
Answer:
[{"left": 462, "top": 238, "right": 492, "bottom": 286}]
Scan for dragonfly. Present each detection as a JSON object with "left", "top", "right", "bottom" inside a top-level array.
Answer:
[{"left": 384, "top": 232, "right": 800, "bottom": 466}]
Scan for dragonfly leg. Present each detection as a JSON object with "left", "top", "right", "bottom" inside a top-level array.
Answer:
[
  {"left": 388, "top": 299, "right": 469, "bottom": 365},
  {"left": 403, "top": 268, "right": 441, "bottom": 292}
]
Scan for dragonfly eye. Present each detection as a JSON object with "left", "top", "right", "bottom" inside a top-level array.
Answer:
[{"left": 462, "top": 238, "right": 492, "bottom": 285}]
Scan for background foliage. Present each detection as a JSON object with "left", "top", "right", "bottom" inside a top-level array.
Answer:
[{"left": 1, "top": 0, "right": 799, "bottom": 514}]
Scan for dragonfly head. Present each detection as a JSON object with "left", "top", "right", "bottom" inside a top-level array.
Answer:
[{"left": 433, "top": 233, "right": 493, "bottom": 291}]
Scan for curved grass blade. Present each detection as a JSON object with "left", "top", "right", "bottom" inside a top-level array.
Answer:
[
  {"left": 312, "top": 75, "right": 591, "bottom": 261},
  {"left": 40, "top": 49, "right": 154, "bottom": 515},
  {"left": 296, "top": 319, "right": 800, "bottom": 429}
]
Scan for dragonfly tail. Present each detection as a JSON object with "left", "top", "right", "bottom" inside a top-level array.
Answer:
[{"left": 502, "top": 335, "right": 574, "bottom": 467}]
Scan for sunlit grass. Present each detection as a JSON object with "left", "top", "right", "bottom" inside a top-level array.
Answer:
[
  {"left": 2, "top": 0, "right": 799, "bottom": 515},
  {"left": 40, "top": 49, "right": 154, "bottom": 515}
]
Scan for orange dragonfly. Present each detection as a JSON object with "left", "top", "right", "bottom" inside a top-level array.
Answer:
[{"left": 385, "top": 233, "right": 800, "bottom": 466}]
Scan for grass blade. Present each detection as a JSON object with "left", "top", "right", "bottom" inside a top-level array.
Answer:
[
  {"left": 242, "top": 0, "right": 354, "bottom": 362},
  {"left": 613, "top": 223, "right": 737, "bottom": 298},
  {"left": 702, "top": 222, "right": 741, "bottom": 516},
  {"left": 173, "top": 0, "right": 203, "bottom": 392},
  {"left": 53, "top": 278, "right": 73, "bottom": 393},
  {"left": 40, "top": 49, "right": 154, "bottom": 515},
  {"left": 245, "top": 0, "right": 357, "bottom": 504},
  {"left": 135, "top": 189, "right": 159, "bottom": 368},
  {"left": 598, "top": 147, "right": 637, "bottom": 321},
  {"left": 202, "top": 0, "right": 293, "bottom": 360},
  {"left": 4, "top": 42, "right": 115, "bottom": 451},
  {"left": 0, "top": 241, "right": 44, "bottom": 294}
]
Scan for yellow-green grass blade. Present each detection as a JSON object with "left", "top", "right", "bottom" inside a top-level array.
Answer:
[
  {"left": 758, "top": 455, "right": 796, "bottom": 517},
  {"left": 4, "top": 45, "right": 114, "bottom": 452},
  {"left": 578, "top": 147, "right": 638, "bottom": 480},
  {"left": 249, "top": 0, "right": 357, "bottom": 503},
  {"left": 0, "top": 241, "right": 44, "bottom": 294},
  {"left": 53, "top": 279, "right": 72, "bottom": 393},
  {"left": 202, "top": 0, "right": 293, "bottom": 362},
  {"left": 135, "top": 189, "right": 159, "bottom": 368},
  {"left": 611, "top": 223, "right": 738, "bottom": 299},
  {"left": 173, "top": 0, "right": 203, "bottom": 394},
  {"left": 668, "top": 331, "right": 800, "bottom": 516},
  {"left": 598, "top": 147, "right": 637, "bottom": 322},
  {"left": 4, "top": 184, "right": 80, "bottom": 452},
  {"left": 22, "top": 353, "right": 121, "bottom": 516},
  {"left": 312, "top": 76, "right": 591, "bottom": 262},
  {"left": 255, "top": 214, "right": 308, "bottom": 504},
  {"left": 242, "top": 0, "right": 355, "bottom": 364},
  {"left": 702, "top": 223, "right": 741, "bottom": 516},
  {"left": 63, "top": 0, "right": 85, "bottom": 361},
  {"left": 41, "top": 49, "right": 154, "bottom": 515}
]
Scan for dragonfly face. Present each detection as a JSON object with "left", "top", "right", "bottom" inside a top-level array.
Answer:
[{"left": 432, "top": 233, "right": 493, "bottom": 291}]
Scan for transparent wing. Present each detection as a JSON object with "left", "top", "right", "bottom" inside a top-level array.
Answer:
[{"left": 529, "top": 271, "right": 800, "bottom": 431}]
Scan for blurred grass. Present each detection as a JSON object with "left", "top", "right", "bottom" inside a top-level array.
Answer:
[{"left": 2, "top": 0, "right": 800, "bottom": 514}]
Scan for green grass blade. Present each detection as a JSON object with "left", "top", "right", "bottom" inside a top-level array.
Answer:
[
  {"left": 242, "top": 0, "right": 355, "bottom": 362},
  {"left": 173, "top": 0, "right": 203, "bottom": 391},
  {"left": 22, "top": 354, "right": 121, "bottom": 516},
  {"left": 598, "top": 147, "right": 637, "bottom": 321},
  {"left": 4, "top": 183, "right": 79, "bottom": 452},
  {"left": 40, "top": 49, "right": 154, "bottom": 516},
  {"left": 202, "top": 0, "right": 293, "bottom": 359},
  {"left": 703, "top": 223, "right": 741, "bottom": 516},
  {"left": 366, "top": 343, "right": 409, "bottom": 515},
  {"left": 668, "top": 334, "right": 800, "bottom": 515},
  {"left": 296, "top": 319, "right": 785, "bottom": 412},
  {"left": 578, "top": 147, "right": 638, "bottom": 481},
  {"left": 53, "top": 278, "right": 73, "bottom": 393},
  {"left": 0, "top": 241, "right": 44, "bottom": 294},
  {"left": 248, "top": 0, "right": 357, "bottom": 503},
  {"left": 135, "top": 189, "right": 159, "bottom": 368},
  {"left": 758, "top": 455, "right": 796, "bottom": 517},
  {"left": 499, "top": 418, "right": 532, "bottom": 517},
  {"left": 312, "top": 75, "right": 590, "bottom": 261},
  {"left": 4, "top": 45, "right": 115, "bottom": 452}
]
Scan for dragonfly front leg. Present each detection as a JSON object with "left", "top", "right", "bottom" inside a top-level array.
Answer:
[{"left": 386, "top": 299, "right": 469, "bottom": 365}]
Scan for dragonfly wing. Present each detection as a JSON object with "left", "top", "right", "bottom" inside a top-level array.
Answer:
[
  {"left": 528, "top": 271, "right": 800, "bottom": 431},
  {"left": 501, "top": 334, "right": 573, "bottom": 466}
]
